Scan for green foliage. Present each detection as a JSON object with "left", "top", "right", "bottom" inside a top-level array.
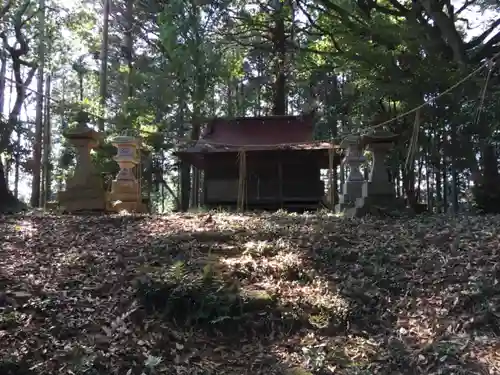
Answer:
[
  {"left": 135, "top": 260, "right": 277, "bottom": 329},
  {"left": 0, "top": 359, "right": 35, "bottom": 375},
  {"left": 2, "top": 0, "right": 500, "bottom": 214},
  {"left": 59, "top": 147, "right": 75, "bottom": 168},
  {"left": 92, "top": 143, "right": 119, "bottom": 177},
  {"left": 472, "top": 181, "right": 500, "bottom": 214}
]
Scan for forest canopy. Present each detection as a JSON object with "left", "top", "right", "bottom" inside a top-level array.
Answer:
[{"left": 0, "top": 0, "right": 499, "bottom": 213}]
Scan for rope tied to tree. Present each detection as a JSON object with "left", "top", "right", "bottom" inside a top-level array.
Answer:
[
  {"left": 404, "top": 108, "right": 420, "bottom": 171},
  {"left": 473, "top": 58, "right": 495, "bottom": 132}
]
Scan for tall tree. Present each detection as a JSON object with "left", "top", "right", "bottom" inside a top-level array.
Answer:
[
  {"left": 31, "top": 0, "right": 46, "bottom": 207},
  {"left": 0, "top": 0, "right": 38, "bottom": 209},
  {"left": 98, "top": 0, "right": 110, "bottom": 131}
]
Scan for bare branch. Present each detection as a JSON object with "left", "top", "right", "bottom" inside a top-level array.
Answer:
[
  {"left": 471, "top": 30, "right": 500, "bottom": 62},
  {"left": 466, "top": 18, "right": 500, "bottom": 50},
  {"left": 454, "top": 0, "right": 478, "bottom": 16}
]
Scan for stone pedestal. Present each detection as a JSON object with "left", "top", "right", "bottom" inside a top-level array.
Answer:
[
  {"left": 336, "top": 135, "right": 366, "bottom": 213},
  {"left": 58, "top": 112, "right": 106, "bottom": 212},
  {"left": 107, "top": 136, "right": 147, "bottom": 213}
]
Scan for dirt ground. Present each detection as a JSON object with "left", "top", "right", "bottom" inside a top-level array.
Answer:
[{"left": 1, "top": 211, "right": 499, "bottom": 374}]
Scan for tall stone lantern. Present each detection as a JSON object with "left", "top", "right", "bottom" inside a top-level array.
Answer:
[
  {"left": 58, "top": 111, "right": 106, "bottom": 212},
  {"left": 353, "top": 130, "right": 405, "bottom": 216},
  {"left": 336, "top": 135, "right": 366, "bottom": 213},
  {"left": 360, "top": 130, "right": 398, "bottom": 198},
  {"left": 107, "top": 135, "right": 146, "bottom": 212}
]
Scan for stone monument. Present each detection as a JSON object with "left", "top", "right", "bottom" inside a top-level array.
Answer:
[
  {"left": 107, "top": 135, "right": 147, "bottom": 213},
  {"left": 336, "top": 135, "right": 366, "bottom": 213},
  {"left": 58, "top": 111, "right": 107, "bottom": 212}
]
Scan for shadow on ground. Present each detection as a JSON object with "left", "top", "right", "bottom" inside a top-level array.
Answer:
[{"left": 136, "top": 212, "right": 500, "bottom": 374}]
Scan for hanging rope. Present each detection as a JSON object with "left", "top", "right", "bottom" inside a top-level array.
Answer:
[
  {"left": 361, "top": 52, "right": 499, "bottom": 135},
  {"left": 404, "top": 108, "right": 420, "bottom": 171},
  {"left": 473, "top": 59, "right": 495, "bottom": 131},
  {"left": 237, "top": 149, "right": 247, "bottom": 211}
]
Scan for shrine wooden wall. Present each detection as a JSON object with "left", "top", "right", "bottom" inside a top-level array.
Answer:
[{"left": 202, "top": 151, "right": 324, "bottom": 208}]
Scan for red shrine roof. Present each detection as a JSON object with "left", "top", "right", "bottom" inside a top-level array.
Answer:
[
  {"left": 202, "top": 114, "right": 313, "bottom": 146},
  {"left": 176, "top": 114, "right": 337, "bottom": 153},
  {"left": 174, "top": 114, "right": 342, "bottom": 168}
]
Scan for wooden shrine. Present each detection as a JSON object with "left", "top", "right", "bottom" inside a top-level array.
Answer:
[{"left": 175, "top": 115, "right": 342, "bottom": 211}]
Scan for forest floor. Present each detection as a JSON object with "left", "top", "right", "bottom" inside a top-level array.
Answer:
[{"left": 1, "top": 211, "right": 499, "bottom": 375}]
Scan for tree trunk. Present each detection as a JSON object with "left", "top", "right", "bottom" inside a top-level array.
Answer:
[
  {"left": 326, "top": 73, "right": 339, "bottom": 203},
  {"left": 449, "top": 123, "right": 459, "bottom": 213},
  {"left": 0, "top": 161, "right": 10, "bottom": 202},
  {"left": 30, "top": 0, "right": 46, "bottom": 207},
  {"left": 416, "top": 156, "right": 424, "bottom": 202},
  {"left": 271, "top": 0, "right": 287, "bottom": 115},
  {"left": 177, "top": 90, "right": 189, "bottom": 211},
  {"left": 417, "top": 0, "right": 467, "bottom": 66},
  {"left": 403, "top": 160, "right": 417, "bottom": 208},
  {"left": 0, "top": 48, "right": 6, "bottom": 113},
  {"left": 189, "top": 1, "right": 205, "bottom": 209},
  {"left": 442, "top": 152, "right": 448, "bottom": 213},
  {"left": 227, "top": 76, "right": 234, "bottom": 117},
  {"left": 122, "top": 0, "right": 134, "bottom": 129},
  {"left": 42, "top": 73, "right": 52, "bottom": 206},
  {"left": 190, "top": 119, "right": 201, "bottom": 208},
  {"left": 98, "top": 0, "right": 110, "bottom": 132},
  {"left": 14, "top": 130, "right": 19, "bottom": 198},
  {"left": 0, "top": 39, "right": 37, "bottom": 207}
]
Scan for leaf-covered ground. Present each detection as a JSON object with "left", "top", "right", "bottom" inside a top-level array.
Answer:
[{"left": 1, "top": 212, "right": 499, "bottom": 375}]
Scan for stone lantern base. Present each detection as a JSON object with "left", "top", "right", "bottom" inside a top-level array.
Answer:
[
  {"left": 107, "top": 180, "right": 147, "bottom": 213},
  {"left": 341, "top": 130, "right": 405, "bottom": 218},
  {"left": 335, "top": 135, "right": 365, "bottom": 214},
  {"left": 336, "top": 180, "right": 364, "bottom": 212},
  {"left": 348, "top": 185, "right": 406, "bottom": 218},
  {"left": 59, "top": 176, "right": 107, "bottom": 212}
]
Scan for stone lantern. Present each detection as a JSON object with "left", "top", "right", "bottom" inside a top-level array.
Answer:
[
  {"left": 353, "top": 130, "right": 404, "bottom": 216},
  {"left": 58, "top": 111, "right": 106, "bottom": 212},
  {"left": 360, "top": 130, "right": 398, "bottom": 197},
  {"left": 107, "top": 135, "right": 146, "bottom": 212},
  {"left": 336, "top": 135, "right": 366, "bottom": 213}
]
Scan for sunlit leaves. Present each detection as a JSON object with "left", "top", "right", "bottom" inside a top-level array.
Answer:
[
  {"left": 156, "top": 0, "right": 231, "bottom": 124},
  {"left": 225, "top": 50, "right": 245, "bottom": 79}
]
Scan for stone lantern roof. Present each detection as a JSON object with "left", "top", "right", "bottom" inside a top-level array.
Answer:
[{"left": 63, "top": 111, "right": 102, "bottom": 143}]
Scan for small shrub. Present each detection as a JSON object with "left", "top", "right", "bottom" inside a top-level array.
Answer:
[
  {"left": 472, "top": 181, "right": 500, "bottom": 214},
  {"left": 135, "top": 261, "right": 276, "bottom": 330},
  {"left": 0, "top": 359, "right": 35, "bottom": 375}
]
